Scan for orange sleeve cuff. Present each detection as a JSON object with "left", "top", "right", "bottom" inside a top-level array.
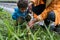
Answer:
[
  {"left": 33, "top": 13, "right": 38, "bottom": 19},
  {"left": 33, "top": 13, "right": 43, "bottom": 21}
]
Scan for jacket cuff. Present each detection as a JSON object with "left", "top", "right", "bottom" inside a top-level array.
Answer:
[{"left": 37, "top": 15, "right": 43, "bottom": 21}]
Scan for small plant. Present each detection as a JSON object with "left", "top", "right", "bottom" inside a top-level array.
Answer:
[{"left": 0, "top": 8, "right": 3, "bottom": 12}]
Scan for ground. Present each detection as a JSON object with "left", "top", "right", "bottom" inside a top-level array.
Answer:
[{"left": 0, "top": 8, "right": 60, "bottom": 40}]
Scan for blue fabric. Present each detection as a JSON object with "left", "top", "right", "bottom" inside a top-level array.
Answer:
[
  {"left": 44, "top": 10, "right": 55, "bottom": 26},
  {"left": 12, "top": 7, "right": 29, "bottom": 20}
]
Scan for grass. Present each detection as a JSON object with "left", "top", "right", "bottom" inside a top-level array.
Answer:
[{"left": 0, "top": 8, "right": 60, "bottom": 40}]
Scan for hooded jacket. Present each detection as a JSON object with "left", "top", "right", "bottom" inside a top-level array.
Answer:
[
  {"left": 30, "top": 0, "right": 60, "bottom": 26},
  {"left": 37, "top": 0, "right": 60, "bottom": 26}
]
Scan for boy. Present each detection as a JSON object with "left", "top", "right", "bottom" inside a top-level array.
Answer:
[
  {"left": 12, "top": 0, "right": 31, "bottom": 26},
  {"left": 28, "top": 0, "right": 60, "bottom": 32}
]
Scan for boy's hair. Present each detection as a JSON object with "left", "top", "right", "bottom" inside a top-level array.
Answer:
[{"left": 17, "top": 0, "right": 28, "bottom": 9}]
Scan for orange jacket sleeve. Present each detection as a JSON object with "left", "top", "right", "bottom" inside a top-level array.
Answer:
[{"left": 37, "top": 5, "right": 53, "bottom": 21}]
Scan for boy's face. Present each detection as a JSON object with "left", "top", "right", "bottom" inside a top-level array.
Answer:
[{"left": 20, "top": 8, "right": 26, "bottom": 12}]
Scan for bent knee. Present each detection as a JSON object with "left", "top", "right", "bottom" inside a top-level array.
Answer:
[{"left": 47, "top": 10, "right": 55, "bottom": 22}]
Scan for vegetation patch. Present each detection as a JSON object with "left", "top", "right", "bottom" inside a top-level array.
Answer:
[{"left": 0, "top": 8, "right": 60, "bottom": 40}]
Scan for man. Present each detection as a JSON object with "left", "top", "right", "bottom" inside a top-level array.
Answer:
[{"left": 28, "top": 0, "right": 60, "bottom": 31}]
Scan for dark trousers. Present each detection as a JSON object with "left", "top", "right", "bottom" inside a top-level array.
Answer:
[
  {"left": 42, "top": 11, "right": 60, "bottom": 32},
  {"left": 39, "top": 10, "right": 56, "bottom": 31},
  {"left": 15, "top": 15, "right": 31, "bottom": 26},
  {"left": 44, "top": 10, "right": 55, "bottom": 26}
]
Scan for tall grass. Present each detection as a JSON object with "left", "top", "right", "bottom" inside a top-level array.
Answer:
[{"left": 0, "top": 8, "right": 60, "bottom": 40}]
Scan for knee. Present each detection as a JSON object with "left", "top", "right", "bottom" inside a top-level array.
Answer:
[
  {"left": 18, "top": 17, "right": 24, "bottom": 25},
  {"left": 47, "top": 10, "right": 55, "bottom": 22},
  {"left": 44, "top": 10, "right": 55, "bottom": 26}
]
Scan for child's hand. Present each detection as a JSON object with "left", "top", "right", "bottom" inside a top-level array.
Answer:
[{"left": 28, "top": 18, "right": 37, "bottom": 28}]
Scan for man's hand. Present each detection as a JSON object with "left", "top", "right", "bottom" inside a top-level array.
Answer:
[
  {"left": 28, "top": 20, "right": 35, "bottom": 28},
  {"left": 28, "top": 18, "right": 37, "bottom": 28}
]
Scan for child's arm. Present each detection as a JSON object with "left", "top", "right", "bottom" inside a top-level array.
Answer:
[{"left": 12, "top": 12, "right": 17, "bottom": 20}]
